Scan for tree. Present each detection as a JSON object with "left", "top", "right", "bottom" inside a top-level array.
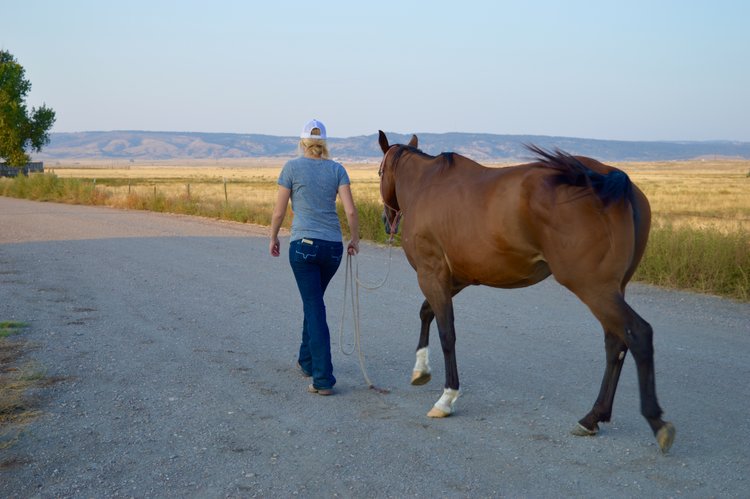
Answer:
[{"left": 0, "top": 50, "right": 56, "bottom": 167}]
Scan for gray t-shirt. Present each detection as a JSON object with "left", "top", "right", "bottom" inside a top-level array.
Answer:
[{"left": 278, "top": 157, "right": 350, "bottom": 242}]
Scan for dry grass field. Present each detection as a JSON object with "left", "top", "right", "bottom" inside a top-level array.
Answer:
[
  {"left": 48, "top": 161, "right": 384, "bottom": 210},
  {"left": 48, "top": 158, "right": 750, "bottom": 232},
  {"left": 616, "top": 159, "right": 750, "bottom": 233}
]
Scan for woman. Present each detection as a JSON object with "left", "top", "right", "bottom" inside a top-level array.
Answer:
[{"left": 269, "top": 119, "right": 359, "bottom": 396}]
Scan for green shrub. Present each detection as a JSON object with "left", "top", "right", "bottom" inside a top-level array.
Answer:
[{"left": 0, "top": 173, "right": 111, "bottom": 205}]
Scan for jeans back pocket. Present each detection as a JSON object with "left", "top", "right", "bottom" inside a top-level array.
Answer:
[
  {"left": 330, "top": 247, "right": 342, "bottom": 264},
  {"left": 293, "top": 242, "right": 320, "bottom": 263}
]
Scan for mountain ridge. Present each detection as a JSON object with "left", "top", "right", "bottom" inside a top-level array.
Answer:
[{"left": 36, "top": 130, "right": 750, "bottom": 162}]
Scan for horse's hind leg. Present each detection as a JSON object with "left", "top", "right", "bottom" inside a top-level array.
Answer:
[
  {"left": 626, "top": 307, "right": 675, "bottom": 452},
  {"left": 572, "top": 332, "right": 628, "bottom": 436},
  {"left": 411, "top": 300, "right": 434, "bottom": 385},
  {"left": 577, "top": 294, "right": 675, "bottom": 452}
]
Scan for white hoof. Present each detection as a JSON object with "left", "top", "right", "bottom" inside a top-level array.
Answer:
[
  {"left": 427, "top": 388, "right": 459, "bottom": 418},
  {"left": 427, "top": 406, "right": 450, "bottom": 418},
  {"left": 411, "top": 347, "right": 432, "bottom": 385}
]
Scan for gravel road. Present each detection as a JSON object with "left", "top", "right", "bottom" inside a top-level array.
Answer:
[{"left": 1, "top": 196, "right": 749, "bottom": 498}]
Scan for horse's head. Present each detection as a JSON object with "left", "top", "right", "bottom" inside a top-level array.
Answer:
[{"left": 378, "top": 130, "right": 417, "bottom": 235}]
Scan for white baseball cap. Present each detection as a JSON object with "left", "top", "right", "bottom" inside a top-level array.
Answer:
[{"left": 300, "top": 119, "right": 327, "bottom": 140}]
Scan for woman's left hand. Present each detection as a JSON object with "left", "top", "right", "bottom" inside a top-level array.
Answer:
[{"left": 347, "top": 239, "right": 359, "bottom": 255}]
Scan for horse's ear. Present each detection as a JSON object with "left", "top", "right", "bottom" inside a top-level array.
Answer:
[
  {"left": 378, "top": 130, "right": 390, "bottom": 153},
  {"left": 408, "top": 134, "right": 418, "bottom": 148}
]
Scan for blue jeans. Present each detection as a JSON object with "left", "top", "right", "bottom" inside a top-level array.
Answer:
[{"left": 289, "top": 238, "right": 343, "bottom": 390}]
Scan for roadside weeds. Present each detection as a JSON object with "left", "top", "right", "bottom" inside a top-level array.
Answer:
[{"left": 0, "top": 321, "right": 63, "bottom": 462}]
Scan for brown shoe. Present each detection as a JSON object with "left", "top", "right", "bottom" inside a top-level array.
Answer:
[
  {"left": 298, "top": 363, "right": 312, "bottom": 378},
  {"left": 307, "top": 384, "right": 334, "bottom": 396}
]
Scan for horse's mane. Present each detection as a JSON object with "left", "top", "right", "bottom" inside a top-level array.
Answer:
[
  {"left": 526, "top": 144, "right": 632, "bottom": 207},
  {"left": 392, "top": 145, "right": 454, "bottom": 170}
]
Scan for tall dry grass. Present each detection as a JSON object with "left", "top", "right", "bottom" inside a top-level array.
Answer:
[
  {"left": 619, "top": 159, "right": 750, "bottom": 233},
  {"left": 616, "top": 160, "right": 750, "bottom": 300}
]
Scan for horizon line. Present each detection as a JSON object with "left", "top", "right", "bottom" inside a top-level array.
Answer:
[{"left": 48, "top": 129, "right": 750, "bottom": 145}]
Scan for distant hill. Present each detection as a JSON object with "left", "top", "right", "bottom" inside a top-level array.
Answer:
[{"left": 37, "top": 130, "right": 750, "bottom": 162}]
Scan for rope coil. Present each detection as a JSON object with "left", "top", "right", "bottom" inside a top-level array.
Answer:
[{"left": 338, "top": 246, "right": 394, "bottom": 393}]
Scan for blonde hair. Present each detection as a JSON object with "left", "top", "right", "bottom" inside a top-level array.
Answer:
[{"left": 299, "top": 127, "right": 330, "bottom": 159}]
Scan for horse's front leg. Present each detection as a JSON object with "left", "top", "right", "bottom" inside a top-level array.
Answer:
[
  {"left": 411, "top": 300, "right": 434, "bottom": 385},
  {"left": 411, "top": 284, "right": 467, "bottom": 387},
  {"left": 416, "top": 279, "right": 460, "bottom": 418},
  {"left": 426, "top": 296, "right": 460, "bottom": 418}
]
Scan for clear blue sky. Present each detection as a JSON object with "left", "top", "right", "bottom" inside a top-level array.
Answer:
[{"left": 3, "top": 0, "right": 749, "bottom": 141}]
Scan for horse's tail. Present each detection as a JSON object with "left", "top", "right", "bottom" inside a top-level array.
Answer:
[
  {"left": 526, "top": 144, "right": 633, "bottom": 208},
  {"left": 527, "top": 144, "right": 648, "bottom": 287}
]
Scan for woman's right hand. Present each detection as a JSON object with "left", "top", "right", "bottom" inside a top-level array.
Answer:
[{"left": 270, "top": 237, "right": 280, "bottom": 257}]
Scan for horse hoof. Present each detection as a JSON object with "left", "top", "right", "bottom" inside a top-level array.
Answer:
[
  {"left": 570, "top": 423, "right": 598, "bottom": 437},
  {"left": 427, "top": 406, "right": 450, "bottom": 418},
  {"left": 657, "top": 422, "right": 675, "bottom": 453},
  {"left": 411, "top": 370, "right": 431, "bottom": 385}
]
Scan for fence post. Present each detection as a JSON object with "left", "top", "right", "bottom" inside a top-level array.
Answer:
[
  {"left": 187, "top": 183, "right": 191, "bottom": 199},
  {"left": 224, "top": 177, "right": 228, "bottom": 205}
]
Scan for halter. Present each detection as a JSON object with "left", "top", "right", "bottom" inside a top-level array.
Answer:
[{"left": 378, "top": 145, "right": 403, "bottom": 239}]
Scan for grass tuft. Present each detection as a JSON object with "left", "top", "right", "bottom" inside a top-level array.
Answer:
[
  {"left": 0, "top": 322, "right": 28, "bottom": 338},
  {"left": 0, "top": 321, "right": 56, "bottom": 451}
]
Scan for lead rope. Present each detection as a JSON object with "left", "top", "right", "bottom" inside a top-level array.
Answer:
[{"left": 338, "top": 243, "right": 395, "bottom": 394}]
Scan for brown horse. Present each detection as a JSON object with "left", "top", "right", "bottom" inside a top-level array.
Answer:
[{"left": 377, "top": 131, "right": 675, "bottom": 452}]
